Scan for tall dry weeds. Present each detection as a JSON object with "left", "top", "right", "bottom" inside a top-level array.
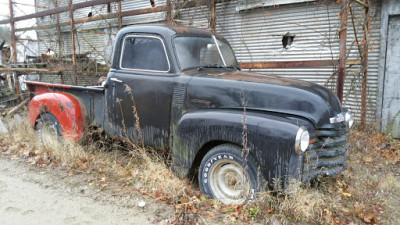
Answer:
[
  {"left": 0, "top": 112, "right": 188, "bottom": 199},
  {"left": 2, "top": 109, "right": 399, "bottom": 224}
]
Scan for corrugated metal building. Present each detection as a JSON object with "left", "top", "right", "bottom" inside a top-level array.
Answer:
[
  {"left": 33, "top": 0, "right": 383, "bottom": 124},
  {"left": 178, "top": 0, "right": 382, "bottom": 123}
]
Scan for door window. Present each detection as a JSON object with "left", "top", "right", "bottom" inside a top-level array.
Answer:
[{"left": 120, "top": 35, "right": 170, "bottom": 72}]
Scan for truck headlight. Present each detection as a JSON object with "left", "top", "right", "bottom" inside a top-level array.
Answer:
[
  {"left": 295, "top": 127, "right": 310, "bottom": 154},
  {"left": 345, "top": 111, "right": 354, "bottom": 128}
]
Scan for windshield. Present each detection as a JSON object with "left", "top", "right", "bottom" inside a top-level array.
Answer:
[{"left": 174, "top": 36, "right": 239, "bottom": 70}]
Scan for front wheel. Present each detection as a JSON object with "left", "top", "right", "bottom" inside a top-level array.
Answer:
[{"left": 198, "top": 144, "right": 262, "bottom": 204}]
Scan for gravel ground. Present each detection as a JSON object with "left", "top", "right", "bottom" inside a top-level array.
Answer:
[{"left": 0, "top": 156, "right": 174, "bottom": 225}]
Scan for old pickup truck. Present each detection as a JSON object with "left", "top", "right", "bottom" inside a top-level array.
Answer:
[{"left": 26, "top": 24, "right": 353, "bottom": 204}]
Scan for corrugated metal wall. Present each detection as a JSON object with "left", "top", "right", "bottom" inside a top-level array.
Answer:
[
  {"left": 34, "top": 0, "right": 167, "bottom": 85},
  {"left": 33, "top": 0, "right": 382, "bottom": 122},
  {"left": 35, "top": 0, "right": 167, "bottom": 58},
  {"left": 179, "top": 0, "right": 381, "bottom": 122}
]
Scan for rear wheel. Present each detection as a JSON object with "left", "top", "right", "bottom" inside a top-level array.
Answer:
[
  {"left": 198, "top": 144, "right": 262, "bottom": 204},
  {"left": 37, "top": 113, "right": 62, "bottom": 145}
]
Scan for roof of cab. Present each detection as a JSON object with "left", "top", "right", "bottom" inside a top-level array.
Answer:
[{"left": 118, "top": 24, "right": 215, "bottom": 38}]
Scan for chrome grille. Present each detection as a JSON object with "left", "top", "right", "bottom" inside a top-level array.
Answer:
[{"left": 302, "top": 134, "right": 348, "bottom": 181}]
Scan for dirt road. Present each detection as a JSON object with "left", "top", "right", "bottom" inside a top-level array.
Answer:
[{"left": 0, "top": 156, "right": 174, "bottom": 225}]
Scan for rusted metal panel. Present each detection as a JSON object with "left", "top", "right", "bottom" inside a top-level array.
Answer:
[
  {"left": 240, "top": 60, "right": 337, "bottom": 69},
  {"left": 337, "top": 0, "right": 349, "bottom": 103}
]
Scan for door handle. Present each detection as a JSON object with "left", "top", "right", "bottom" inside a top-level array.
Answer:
[{"left": 110, "top": 78, "right": 123, "bottom": 83}]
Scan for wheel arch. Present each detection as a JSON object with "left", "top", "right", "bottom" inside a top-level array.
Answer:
[
  {"left": 173, "top": 110, "right": 303, "bottom": 185},
  {"left": 29, "top": 92, "right": 88, "bottom": 141}
]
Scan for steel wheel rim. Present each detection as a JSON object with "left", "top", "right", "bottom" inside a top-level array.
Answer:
[
  {"left": 40, "top": 121, "right": 59, "bottom": 145},
  {"left": 209, "top": 159, "right": 250, "bottom": 204}
]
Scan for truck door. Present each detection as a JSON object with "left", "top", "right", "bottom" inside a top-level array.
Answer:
[{"left": 106, "top": 34, "right": 174, "bottom": 149}]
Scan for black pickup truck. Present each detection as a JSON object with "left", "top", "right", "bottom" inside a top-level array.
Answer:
[{"left": 26, "top": 24, "right": 353, "bottom": 204}]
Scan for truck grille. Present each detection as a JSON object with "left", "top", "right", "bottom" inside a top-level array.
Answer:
[{"left": 302, "top": 133, "right": 348, "bottom": 181}]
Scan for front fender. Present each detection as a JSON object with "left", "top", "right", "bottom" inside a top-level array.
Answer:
[
  {"left": 172, "top": 109, "right": 302, "bottom": 183},
  {"left": 29, "top": 92, "right": 87, "bottom": 141}
]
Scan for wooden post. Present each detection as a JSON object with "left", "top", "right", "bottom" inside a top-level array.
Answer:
[
  {"left": 337, "top": 0, "right": 348, "bottom": 103},
  {"left": 210, "top": 0, "right": 216, "bottom": 32},
  {"left": 9, "top": 0, "right": 21, "bottom": 101},
  {"left": 166, "top": 0, "right": 172, "bottom": 25},
  {"left": 117, "top": 0, "right": 122, "bottom": 29},
  {"left": 360, "top": 1, "right": 370, "bottom": 129},
  {"left": 68, "top": 0, "right": 78, "bottom": 85},
  {"left": 56, "top": 0, "right": 64, "bottom": 84}
]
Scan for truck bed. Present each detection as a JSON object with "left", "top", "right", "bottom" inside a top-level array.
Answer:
[{"left": 25, "top": 81, "right": 106, "bottom": 129}]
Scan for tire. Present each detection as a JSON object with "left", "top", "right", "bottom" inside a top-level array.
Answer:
[
  {"left": 37, "top": 113, "right": 63, "bottom": 144},
  {"left": 198, "top": 144, "right": 262, "bottom": 204}
]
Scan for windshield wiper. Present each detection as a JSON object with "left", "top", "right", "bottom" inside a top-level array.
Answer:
[
  {"left": 200, "top": 64, "right": 240, "bottom": 71},
  {"left": 201, "top": 64, "right": 225, "bottom": 70},
  {"left": 181, "top": 64, "right": 240, "bottom": 71}
]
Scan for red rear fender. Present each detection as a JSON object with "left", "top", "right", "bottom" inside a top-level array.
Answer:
[{"left": 29, "top": 92, "right": 87, "bottom": 141}]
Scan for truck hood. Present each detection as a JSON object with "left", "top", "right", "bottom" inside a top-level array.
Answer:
[{"left": 184, "top": 70, "right": 343, "bottom": 128}]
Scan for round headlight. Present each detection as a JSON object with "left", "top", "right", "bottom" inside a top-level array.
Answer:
[
  {"left": 345, "top": 111, "right": 354, "bottom": 128},
  {"left": 295, "top": 127, "right": 310, "bottom": 154}
]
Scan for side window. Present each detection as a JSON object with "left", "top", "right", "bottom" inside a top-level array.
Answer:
[{"left": 120, "top": 36, "right": 169, "bottom": 72}]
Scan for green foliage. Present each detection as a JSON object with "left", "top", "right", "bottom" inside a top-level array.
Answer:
[
  {"left": 240, "top": 206, "right": 260, "bottom": 220},
  {"left": 248, "top": 207, "right": 259, "bottom": 220}
]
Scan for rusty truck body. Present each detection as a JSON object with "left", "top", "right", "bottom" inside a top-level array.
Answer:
[{"left": 26, "top": 24, "right": 353, "bottom": 204}]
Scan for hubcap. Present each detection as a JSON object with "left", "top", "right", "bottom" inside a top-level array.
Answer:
[{"left": 209, "top": 159, "right": 250, "bottom": 204}]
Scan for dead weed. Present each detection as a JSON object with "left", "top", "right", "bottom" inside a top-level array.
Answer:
[
  {"left": 0, "top": 114, "right": 189, "bottom": 201},
  {"left": 1, "top": 115, "right": 399, "bottom": 224}
]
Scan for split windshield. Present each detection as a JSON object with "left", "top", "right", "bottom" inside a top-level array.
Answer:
[{"left": 174, "top": 36, "right": 239, "bottom": 71}]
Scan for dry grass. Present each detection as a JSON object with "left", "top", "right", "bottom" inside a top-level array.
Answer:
[
  {"left": 227, "top": 129, "right": 400, "bottom": 224},
  {"left": 0, "top": 113, "right": 189, "bottom": 201},
  {"left": 1, "top": 113, "right": 399, "bottom": 224}
]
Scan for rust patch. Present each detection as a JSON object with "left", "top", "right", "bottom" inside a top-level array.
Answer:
[
  {"left": 58, "top": 101, "right": 65, "bottom": 112},
  {"left": 172, "top": 25, "right": 211, "bottom": 35},
  {"left": 239, "top": 60, "right": 337, "bottom": 69},
  {"left": 39, "top": 104, "right": 49, "bottom": 113}
]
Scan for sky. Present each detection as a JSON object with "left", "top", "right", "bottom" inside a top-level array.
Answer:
[{"left": 0, "top": 0, "right": 37, "bottom": 38}]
